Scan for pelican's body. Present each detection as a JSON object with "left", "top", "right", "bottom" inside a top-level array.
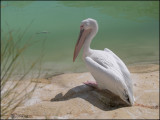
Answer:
[{"left": 73, "top": 18, "right": 134, "bottom": 105}]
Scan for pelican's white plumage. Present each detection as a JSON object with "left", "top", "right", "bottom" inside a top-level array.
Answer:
[{"left": 73, "top": 18, "right": 134, "bottom": 105}]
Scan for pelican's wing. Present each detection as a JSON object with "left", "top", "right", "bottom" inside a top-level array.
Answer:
[
  {"left": 104, "top": 48, "right": 131, "bottom": 78},
  {"left": 85, "top": 56, "right": 134, "bottom": 105},
  {"left": 104, "top": 48, "right": 133, "bottom": 97}
]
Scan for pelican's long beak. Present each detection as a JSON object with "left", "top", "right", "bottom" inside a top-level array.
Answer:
[{"left": 73, "top": 28, "right": 90, "bottom": 62}]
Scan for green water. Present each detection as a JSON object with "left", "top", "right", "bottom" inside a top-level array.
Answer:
[{"left": 1, "top": 1, "right": 159, "bottom": 73}]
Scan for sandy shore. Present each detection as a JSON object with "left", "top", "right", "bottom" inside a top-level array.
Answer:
[{"left": 8, "top": 64, "right": 159, "bottom": 119}]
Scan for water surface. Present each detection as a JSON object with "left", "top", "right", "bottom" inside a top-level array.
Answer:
[{"left": 1, "top": 1, "right": 159, "bottom": 74}]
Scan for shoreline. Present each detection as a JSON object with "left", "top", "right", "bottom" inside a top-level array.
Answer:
[
  {"left": 42, "top": 63, "right": 159, "bottom": 78},
  {"left": 128, "top": 63, "right": 159, "bottom": 73},
  {"left": 18, "top": 63, "right": 159, "bottom": 81}
]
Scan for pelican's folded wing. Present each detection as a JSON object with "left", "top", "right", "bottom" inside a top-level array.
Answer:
[
  {"left": 104, "top": 48, "right": 134, "bottom": 101},
  {"left": 85, "top": 56, "right": 134, "bottom": 105}
]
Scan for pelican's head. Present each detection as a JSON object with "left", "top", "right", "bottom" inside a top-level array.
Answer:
[
  {"left": 80, "top": 18, "right": 98, "bottom": 31},
  {"left": 73, "top": 18, "right": 98, "bottom": 62}
]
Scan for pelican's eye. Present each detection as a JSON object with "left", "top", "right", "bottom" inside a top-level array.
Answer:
[
  {"left": 80, "top": 25, "right": 84, "bottom": 29},
  {"left": 80, "top": 25, "right": 84, "bottom": 27}
]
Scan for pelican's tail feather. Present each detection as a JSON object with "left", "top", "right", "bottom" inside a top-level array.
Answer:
[{"left": 124, "top": 89, "right": 134, "bottom": 106}]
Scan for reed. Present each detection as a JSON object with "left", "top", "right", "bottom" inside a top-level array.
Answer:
[{"left": 1, "top": 23, "right": 44, "bottom": 119}]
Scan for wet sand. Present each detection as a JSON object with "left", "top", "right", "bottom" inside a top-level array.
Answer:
[{"left": 8, "top": 64, "right": 159, "bottom": 119}]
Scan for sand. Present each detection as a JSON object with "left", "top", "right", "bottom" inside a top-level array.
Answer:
[{"left": 8, "top": 64, "right": 159, "bottom": 119}]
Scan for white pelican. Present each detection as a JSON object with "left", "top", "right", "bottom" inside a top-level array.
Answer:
[{"left": 73, "top": 18, "right": 134, "bottom": 106}]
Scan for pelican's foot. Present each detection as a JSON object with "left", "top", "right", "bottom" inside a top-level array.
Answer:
[{"left": 83, "top": 81, "right": 98, "bottom": 89}]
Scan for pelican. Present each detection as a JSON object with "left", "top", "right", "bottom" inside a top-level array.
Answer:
[{"left": 73, "top": 18, "right": 134, "bottom": 106}]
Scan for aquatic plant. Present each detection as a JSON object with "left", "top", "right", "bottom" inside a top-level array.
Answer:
[{"left": 1, "top": 22, "right": 44, "bottom": 119}]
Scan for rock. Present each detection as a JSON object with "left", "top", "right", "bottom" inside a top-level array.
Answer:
[{"left": 11, "top": 65, "right": 159, "bottom": 119}]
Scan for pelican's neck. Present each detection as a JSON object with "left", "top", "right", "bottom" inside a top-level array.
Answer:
[{"left": 83, "top": 28, "right": 97, "bottom": 58}]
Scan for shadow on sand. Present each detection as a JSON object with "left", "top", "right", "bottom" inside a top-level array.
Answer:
[{"left": 50, "top": 85, "right": 129, "bottom": 111}]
